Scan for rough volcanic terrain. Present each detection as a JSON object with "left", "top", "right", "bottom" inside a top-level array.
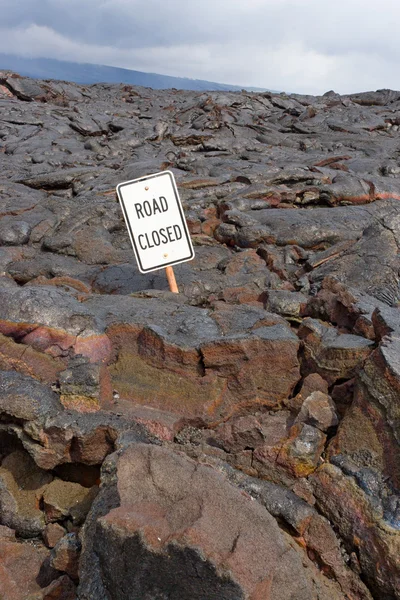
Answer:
[{"left": 0, "top": 71, "right": 400, "bottom": 599}]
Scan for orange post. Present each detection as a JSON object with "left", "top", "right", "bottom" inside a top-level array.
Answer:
[{"left": 165, "top": 266, "right": 179, "bottom": 293}]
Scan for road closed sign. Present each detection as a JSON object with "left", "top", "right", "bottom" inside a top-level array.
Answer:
[{"left": 116, "top": 171, "right": 195, "bottom": 273}]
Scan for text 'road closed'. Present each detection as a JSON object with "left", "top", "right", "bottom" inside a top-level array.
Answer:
[{"left": 116, "top": 170, "right": 195, "bottom": 273}]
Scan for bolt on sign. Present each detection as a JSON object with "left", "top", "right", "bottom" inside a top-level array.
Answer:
[{"left": 116, "top": 171, "right": 195, "bottom": 274}]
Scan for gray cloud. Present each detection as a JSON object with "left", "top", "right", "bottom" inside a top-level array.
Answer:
[{"left": 0, "top": 0, "right": 399, "bottom": 94}]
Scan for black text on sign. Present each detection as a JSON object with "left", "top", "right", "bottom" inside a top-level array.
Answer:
[{"left": 116, "top": 171, "right": 195, "bottom": 273}]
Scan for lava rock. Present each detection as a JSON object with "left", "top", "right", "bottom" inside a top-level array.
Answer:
[
  {"left": 276, "top": 422, "right": 327, "bottom": 477},
  {"left": 265, "top": 290, "right": 308, "bottom": 318},
  {"left": 295, "top": 391, "right": 338, "bottom": 432},
  {"left": 4, "top": 75, "right": 45, "bottom": 100},
  {"left": 0, "top": 219, "right": 31, "bottom": 245},
  {"left": 0, "top": 537, "right": 53, "bottom": 600},
  {"left": 0, "top": 371, "right": 62, "bottom": 422},
  {"left": 79, "top": 443, "right": 349, "bottom": 599},
  {"left": 286, "top": 372, "right": 329, "bottom": 412},
  {"left": 2, "top": 72, "right": 400, "bottom": 599},
  {"left": 0, "top": 450, "right": 53, "bottom": 536},
  {"left": 43, "top": 479, "right": 98, "bottom": 524},
  {"left": 299, "top": 317, "right": 375, "bottom": 385},
  {"left": 43, "top": 523, "right": 66, "bottom": 549},
  {"left": 50, "top": 533, "right": 81, "bottom": 581},
  {"left": 311, "top": 463, "right": 400, "bottom": 599},
  {"left": 34, "top": 575, "right": 77, "bottom": 600}
]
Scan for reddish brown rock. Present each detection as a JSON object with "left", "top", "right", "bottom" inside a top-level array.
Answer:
[
  {"left": 0, "top": 287, "right": 300, "bottom": 422},
  {"left": 78, "top": 444, "right": 352, "bottom": 599},
  {"left": 0, "top": 333, "right": 64, "bottom": 384},
  {"left": 210, "top": 411, "right": 291, "bottom": 460},
  {"left": 107, "top": 321, "right": 224, "bottom": 419},
  {"left": 43, "top": 479, "right": 98, "bottom": 524},
  {"left": 219, "top": 284, "right": 263, "bottom": 305},
  {"left": 29, "top": 275, "right": 91, "bottom": 294},
  {"left": 211, "top": 414, "right": 269, "bottom": 453},
  {"left": 298, "top": 317, "right": 374, "bottom": 385},
  {"left": 251, "top": 414, "right": 298, "bottom": 486},
  {"left": 0, "top": 538, "right": 51, "bottom": 600},
  {"left": 250, "top": 419, "right": 326, "bottom": 485},
  {"left": 200, "top": 326, "right": 300, "bottom": 420},
  {"left": 108, "top": 305, "right": 300, "bottom": 423},
  {"left": 299, "top": 372, "right": 329, "bottom": 397},
  {"left": 311, "top": 463, "right": 400, "bottom": 599},
  {"left": 286, "top": 372, "right": 329, "bottom": 412},
  {"left": 302, "top": 512, "right": 373, "bottom": 599},
  {"left": 276, "top": 423, "right": 326, "bottom": 478},
  {"left": 36, "top": 575, "right": 77, "bottom": 600},
  {"left": 295, "top": 391, "right": 338, "bottom": 432},
  {"left": 323, "top": 334, "right": 400, "bottom": 595},
  {"left": 18, "top": 407, "right": 148, "bottom": 471},
  {"left": 50, "top": 534, "right": 81, "bottom": 581},
  {"left": 258, "top": 244, "right": 288, "bottom": 281},
  {"left": 201, "top": 217, "right": 220, "bottom": 236},
  {"left": 329, "top": 337, "right": 400, "bottom": 490},
  {"left": 0, "top": 83, "right": 14, "bottom": 98},
  {"left": 114, "top": 401, "right": 186, "bottom": 442},
  {"left": 186, "top": 215, "right": 202, "bottom": 234},
  {"left": 0, "top": 286, "right": 112, "bottom": 365},
  {"left": 304, "top": 276, "right": 387, "bottom": 340},
  {"left": 235, "top": 474, "right": 372, "bottom": 599},
  {"left": 223, "top": 248, "right": 266, "bottom": 277},
  {"left": 43, "top": 523, "right": 66, "bottom": 549},
  {"left": 0, "top": 450, "right": 53, "bottom": 536},
  {"left": 0, "top": 525, "right": 16, "bottom": 540}
]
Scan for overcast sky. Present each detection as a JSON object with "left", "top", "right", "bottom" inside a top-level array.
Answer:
[{"left": 0, "top": 0, "right": 399, "bottom": 94}]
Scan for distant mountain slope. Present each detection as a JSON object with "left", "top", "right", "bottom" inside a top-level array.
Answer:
[{"left": 0, "top": 54, "right": 270, "bottom": 92}]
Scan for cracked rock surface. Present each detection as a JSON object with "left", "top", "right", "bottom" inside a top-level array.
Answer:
[{"left": 0, "top": 71, "right": 399, "bottom": 599}]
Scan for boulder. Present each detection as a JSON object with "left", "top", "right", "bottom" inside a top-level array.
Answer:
[
  {"left": 4, "top": 76, "right": 45, "bottom": 100},
  {"left": 286, "top": 372, "right": 329, "bottom": 412},
  {"left": 43, "top": 479, "right": 98, "bottom": 524},
  {"left": 0, "top": 371, "right": 62, "bottom": 422},
  {"left": 312, "top": 463, "right": 400, "bottom": 599},
  {"left": 310, "top": 217, "right": 400, "bottom": 305},
  {"left": 50, "top": 533, "right": 81, "bottom": 581},
  {"left": 0, "top": 450, "right": 52, "bottom": 536},
  {"left": 79, "top": 444, "right": 350, "bottom": 599},
  {"left": 43, "top": 523, "right": 66, "bottom": 549},
  {"left": 265, "top": 290, "right": 308, "bottom": 318},
  {"left": 329, "top": 336, "right": 400, "bottom": 491},
  {"left": 298, "top": 317, "right": 375, "bottom": 385},
  {"left": 295, "top": 391, "right": 338, "bottom": 432},
  {"left": 0, "top": 288, "right": 301, "bottom": 422},
  {"left": 0, "top": 537, "right": 53, "bottom": 600},
  {"left": 33, "top": 575, "right": 76, "bottom": 600}
]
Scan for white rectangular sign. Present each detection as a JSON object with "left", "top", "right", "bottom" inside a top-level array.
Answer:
[{"left": 116, "top": 170, "right": 195, "bottom": 273}]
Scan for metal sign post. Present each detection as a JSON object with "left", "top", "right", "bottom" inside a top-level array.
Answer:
[{"left": 116, "top": 170, "right": 194, "bottom": 292}]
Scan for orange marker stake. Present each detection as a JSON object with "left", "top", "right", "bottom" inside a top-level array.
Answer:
[{"left": 165, "top": 265, "right": 179, "bottom": 293}]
